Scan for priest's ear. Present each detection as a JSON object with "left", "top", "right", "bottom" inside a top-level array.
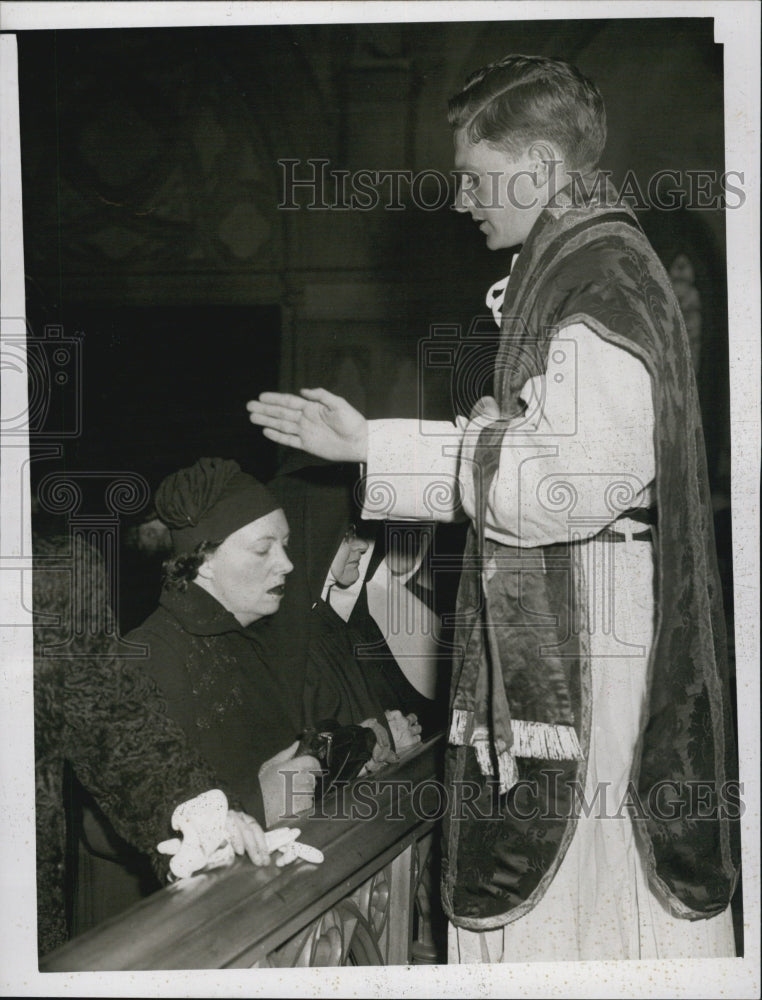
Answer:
[{"left": 526, "top": 140, "right": 565, "bottom": 188}]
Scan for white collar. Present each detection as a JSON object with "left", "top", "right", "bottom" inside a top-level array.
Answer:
[{"left": 484, "top": 256, "right": 516, "bottom": 327}]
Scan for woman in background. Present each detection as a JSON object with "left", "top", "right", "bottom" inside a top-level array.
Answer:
[{"left": 268, "top": 461, "right": 444, "bottom": 745}]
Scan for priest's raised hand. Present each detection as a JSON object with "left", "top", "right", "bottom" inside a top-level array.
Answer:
[{"left": 247, "top": 388, "right": 368, "bottom": 463}]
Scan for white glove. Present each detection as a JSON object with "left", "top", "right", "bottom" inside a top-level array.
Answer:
[
  {"left": 265, "top": 827, "right": 324, "bottom": 867},
  {"left": 157, "top": 789, "right": 268, "bottom": 879}
]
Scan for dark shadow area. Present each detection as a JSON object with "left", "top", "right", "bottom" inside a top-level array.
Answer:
[{"left": 28, "top": 304, "right": 280, "bottom": 492}]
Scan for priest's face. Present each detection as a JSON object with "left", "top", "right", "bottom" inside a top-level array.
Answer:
[
  {"left": 453, "top": 130, "right": 543, "bottom": 251},
  {"left": 197, "top": 508, "right": 293, "bottom": 626}
]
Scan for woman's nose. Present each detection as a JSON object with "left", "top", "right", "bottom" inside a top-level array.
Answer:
[{"left": 278, "top": 547, "right": 294, "bottom": 574}]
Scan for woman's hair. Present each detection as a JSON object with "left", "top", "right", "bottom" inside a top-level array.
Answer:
[
  {"left": 448, "top": 54, "right": 607, "bottom": 173},
  {"left": 162, "top": 540, "right": 221, "bottom": 591}
]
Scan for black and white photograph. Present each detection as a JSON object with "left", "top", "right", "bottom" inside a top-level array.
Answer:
[{"left": 0, "top": 2, "right": 758, "bottom": 996}]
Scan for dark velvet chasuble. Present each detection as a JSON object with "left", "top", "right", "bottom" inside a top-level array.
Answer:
[{"left": 442, "top": 176, "right": 739, "bottom": 928}]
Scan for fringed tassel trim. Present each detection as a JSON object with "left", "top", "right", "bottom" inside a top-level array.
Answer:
[
  {"left": 496, "top": 748, "right": 520, "bottom": 793},
  {"left": 449, "top": 712, "right": 582, "bottom": 761},
  {"left": 472, "top": 730, "right": 493, "bottom": 777},
  {"left": 470, "top": 726, "right": 520, "bottom": 794},
  {"left": 449, "top": 708, "right": 473, "bottom": 745},
  {"left": 510, "top": 719, "right": 583, "bottom": 761},
  {"left": 449, "top": 711, "right": 583, "bottom": 793}
]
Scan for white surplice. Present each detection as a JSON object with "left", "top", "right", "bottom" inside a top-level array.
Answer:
[{"left": 360, "top": 290, "right": 735, "bottom": 959}]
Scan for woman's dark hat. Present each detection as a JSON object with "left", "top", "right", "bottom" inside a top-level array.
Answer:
[{"left": 155, "top": 457, "right": 280, "bottom": 554}]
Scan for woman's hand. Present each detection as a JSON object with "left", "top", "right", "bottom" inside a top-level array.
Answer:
[
  {"left": 359, "top": 717, "right": 399, "bottom": 773},
  {"left": 385, "top": 709, "right": 422, "bottom": 752},
  {"left": 258, "top": 741, "right": 321, "bottom": 827},
  {"left": 246, "top": 388, "right": 368, "bottom": 463},
  {"left": 224, "top": 810, "right": 269, "bottom": 867}
]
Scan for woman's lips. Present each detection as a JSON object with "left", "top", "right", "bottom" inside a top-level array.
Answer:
[{"left": 267, "top": 584, "right": 286, "bottom": 596}]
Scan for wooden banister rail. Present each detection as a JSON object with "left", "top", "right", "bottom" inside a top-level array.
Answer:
[{"left": 41, "top": 736, "right": 445, "bottom": 971}]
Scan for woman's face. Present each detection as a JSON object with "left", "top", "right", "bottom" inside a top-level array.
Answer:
[
  {"left": 196, "top": 508, "right": 293, "bottom": 626},
  {"left": 330, "top": 526, "right": 369, "bottom": 588}
]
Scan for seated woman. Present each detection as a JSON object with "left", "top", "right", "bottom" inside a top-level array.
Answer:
[
  {"left": 33, "top": 530, "right": 269, "bottom": 957},
  {"left": 126, "top": 457, "right": 322, "bottom": 829},
  {"left": 305, "top": 521, "right": 422, "bottom": 757},
  {"left": 268, "top": 461, "right": 445, "bottom": 744},
  {"left": 340, "top": 521, "right": 448, "bottom": 735}
]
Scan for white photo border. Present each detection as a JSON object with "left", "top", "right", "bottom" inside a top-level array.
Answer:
[{"left": 1, "top": 2, "right": 758, "bottom": 997}]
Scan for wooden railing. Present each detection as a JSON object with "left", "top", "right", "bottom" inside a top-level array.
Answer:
[{"left": 41, "top": 736, "right": 446, "bottom": 971}]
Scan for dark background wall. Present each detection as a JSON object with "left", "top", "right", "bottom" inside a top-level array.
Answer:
[{"left": 18, "top": 18, "right": 729, "bottom": 497}]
